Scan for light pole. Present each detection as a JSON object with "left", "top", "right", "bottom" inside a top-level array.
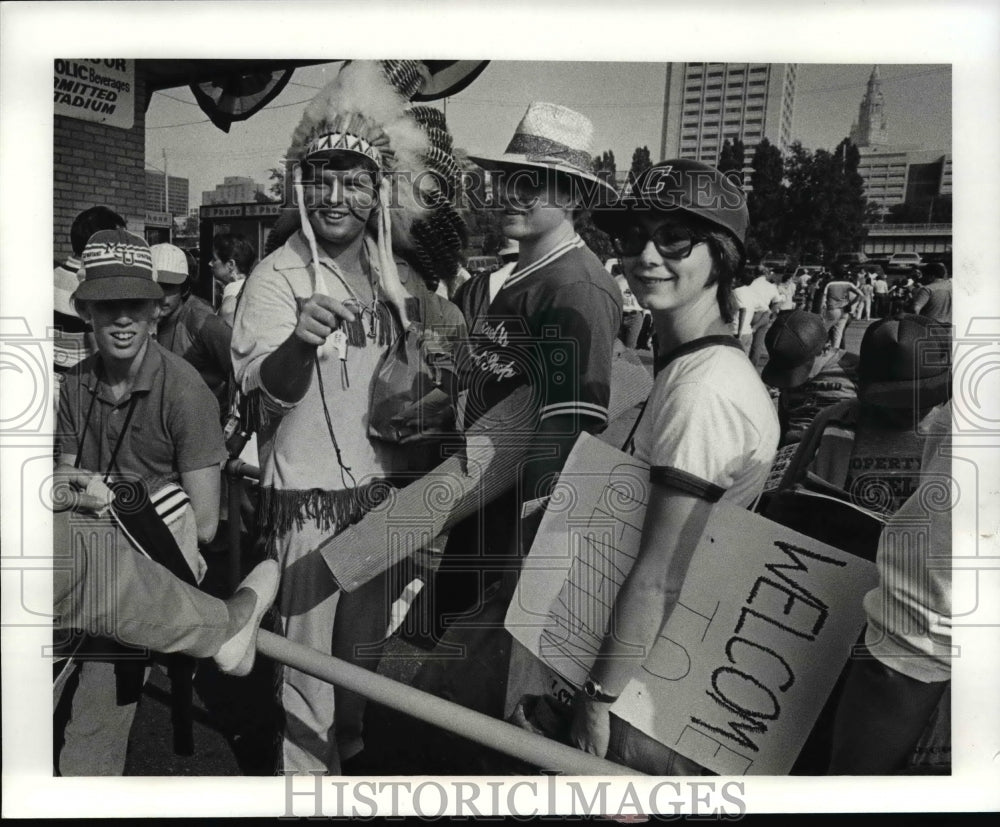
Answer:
[
  {"left": 163, "top": 149, "right": 172, "bottom": 242},
  {"left": 146, "top": 155, "right": 175, "bottom": 243}
]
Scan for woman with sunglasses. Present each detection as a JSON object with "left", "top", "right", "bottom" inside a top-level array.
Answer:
[{"left": 571, "top": 159, "right": 780, "bottom": 773}]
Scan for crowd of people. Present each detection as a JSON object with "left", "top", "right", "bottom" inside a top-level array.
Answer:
[{"left": 50, "top": 60, "right": 954, "bottom": 779}]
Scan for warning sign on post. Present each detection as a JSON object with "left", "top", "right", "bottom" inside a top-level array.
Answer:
[{"left": 54, "top": 59, "right": 134, "bottom": 130}]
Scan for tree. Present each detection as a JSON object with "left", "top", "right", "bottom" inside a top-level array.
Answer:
[
  {"left": 717, "top": 136, "right": 745, "bottom": 178},
  {"left": 593, "top": 150, "right": 617, "bottom": 185},
  {"left": 628, "top": 145, "right": 653, "bottom": 185},
  {"left": 253, "top": 188, "right": 275, "bottom": 204},
  {"left": 268, "top": 166, "right": 287, "bottom": 202},
  {"left": 746, "top": 138, "right": 785, "bottom": 256},
  {"left": 782, "top": 138, "right": 869, "bottom": 264},
  {"left": 576, "top": 212, "right": 615, "bottom": 263}
]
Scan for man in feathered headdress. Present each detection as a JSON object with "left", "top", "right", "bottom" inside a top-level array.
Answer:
[{"left": 230, "top": 60, "right": 466, "bottom": 773}]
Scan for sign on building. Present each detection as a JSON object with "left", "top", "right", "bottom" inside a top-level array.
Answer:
[
  {"left": 54, "top": 59, "right": 135, "bottom": 130},
  {"left": 144, "top": 211, "right": 171, "bottom": 228},
  {"left": 201, "top": 205, "right": 247, "bottom": 219}
]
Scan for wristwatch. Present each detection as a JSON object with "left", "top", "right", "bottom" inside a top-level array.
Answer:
[{"left": 583, "top": 678, "right": 619, "bottom": 704}]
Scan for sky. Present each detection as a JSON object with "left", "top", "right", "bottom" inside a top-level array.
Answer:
[{"left": 145, "top": 61, "right": 952, "bottom": 212}]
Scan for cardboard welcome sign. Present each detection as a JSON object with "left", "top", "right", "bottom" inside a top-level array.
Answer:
[{"left": 505, "top": 434, "right": 879, "bottom": 775}]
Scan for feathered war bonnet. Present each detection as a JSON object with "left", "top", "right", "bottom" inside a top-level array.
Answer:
[{"left": 268, "top": 60, "right": 466, "bottom": 290}]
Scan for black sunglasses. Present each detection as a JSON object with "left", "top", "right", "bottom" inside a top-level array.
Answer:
[{"left": 614, "top": 223, "right": 706, "bottom": 259}]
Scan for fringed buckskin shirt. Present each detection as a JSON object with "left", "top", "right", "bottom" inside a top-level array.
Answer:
[{"left": 232, "top": 231, "right": 411, "bottom": 545}]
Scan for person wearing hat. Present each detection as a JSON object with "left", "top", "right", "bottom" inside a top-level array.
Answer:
[
  {"left": 568, "top": 160, "right": 779, "bottom": 772},
  {"left": 463, "top": 101, "right": 622, "bottom": 478},
  {"left": 230, "top": 60, "right": 468, "bottom": 773},
  {"left": 796, "top": 314, "right": 952, "bottom": 517},
  {"left": 151, "top": 242, "right": 233, "bottom": 411},
  {"left": 53, "top": 206, "right": 128, "bottom": 378},
  {"left": 421, "top": 102, "right": 623, "bottom": 640},
  {"left": 762, "top": 309, "right": 860, "bottom": 447},
  {"left": 54, "top": 229, "right": 228, "bottom": 775}
]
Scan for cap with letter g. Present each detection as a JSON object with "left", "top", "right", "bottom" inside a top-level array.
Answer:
[{"left": 594, "top": 159, "right": 749, "bottom": 254}]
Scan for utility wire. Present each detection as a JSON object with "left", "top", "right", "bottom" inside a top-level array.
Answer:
[{"left": 147, "top": 95, "right": 316, "bottom": 129}]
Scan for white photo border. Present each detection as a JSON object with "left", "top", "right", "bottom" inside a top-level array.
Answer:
[{"left": 2, "top": 0, "right": 998, "bottom": 818}]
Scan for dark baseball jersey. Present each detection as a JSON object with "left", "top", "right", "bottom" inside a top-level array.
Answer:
[{"left": 458, "top": 235, "right": 622, "bottom": 430}]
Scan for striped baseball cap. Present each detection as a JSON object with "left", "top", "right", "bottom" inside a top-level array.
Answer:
[{"left": 76, "top": 229, "right": 163, "bottom": 302}]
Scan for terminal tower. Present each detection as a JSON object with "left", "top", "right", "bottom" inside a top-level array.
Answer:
[{"left": 850, "top": 65, "right": 889, "bottom": 147}]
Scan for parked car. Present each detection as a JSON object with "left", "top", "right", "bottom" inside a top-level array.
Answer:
[
  {"left": 835, "top": 251, "right": 869, "bottom": 267},
  {"left": 467, "top": 255, "right": 501, "bottom": 277},
  {"left": 887, "top": 251, "right": 924, "bottom": 273},
  {"left": 760, "top": 254, "right": 793, "bottom": 274}
]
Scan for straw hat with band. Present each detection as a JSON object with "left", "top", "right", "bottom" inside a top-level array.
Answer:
[
  {"left": 594, "top": 159, "right": 749, "bottom": 256},
  {"left": 858, "top": 314, "right": 952, "bottom": 410},
  {"left": 468, "top": 102, "right": 618, "bottom": 203},
  {"left": 74, "top": 229, "right": 162, "bottom": 302}
]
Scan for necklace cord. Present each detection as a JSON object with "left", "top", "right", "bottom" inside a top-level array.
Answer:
[{"left": 313, "top": 350, "right": 357, "bottom": 491}]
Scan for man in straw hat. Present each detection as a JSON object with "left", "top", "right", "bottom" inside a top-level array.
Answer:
[
  {"left": 422, "top": 102, "right": 623, "bottom": 643},
  {"left": 230, "top": 60, "right": 467, "bottom": 773},
  {"left": 54, "top": 229, "right": 228, "bottom": 775}
]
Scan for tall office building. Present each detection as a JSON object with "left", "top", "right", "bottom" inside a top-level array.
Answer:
[
  {"left": 659, "top": 63, "right": 797, "bottom": 169},
  {"left": 145, "top": 170, "right": 189, "bottom": 215}
]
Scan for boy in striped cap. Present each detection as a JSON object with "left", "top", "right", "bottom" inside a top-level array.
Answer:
[{"left": 54, "top": 229, "right": 228, "bottom": 775}]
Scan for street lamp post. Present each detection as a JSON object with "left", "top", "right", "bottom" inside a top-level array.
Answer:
[{"left": 163, "top": 149, "right": 172, "bottom": 242}]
